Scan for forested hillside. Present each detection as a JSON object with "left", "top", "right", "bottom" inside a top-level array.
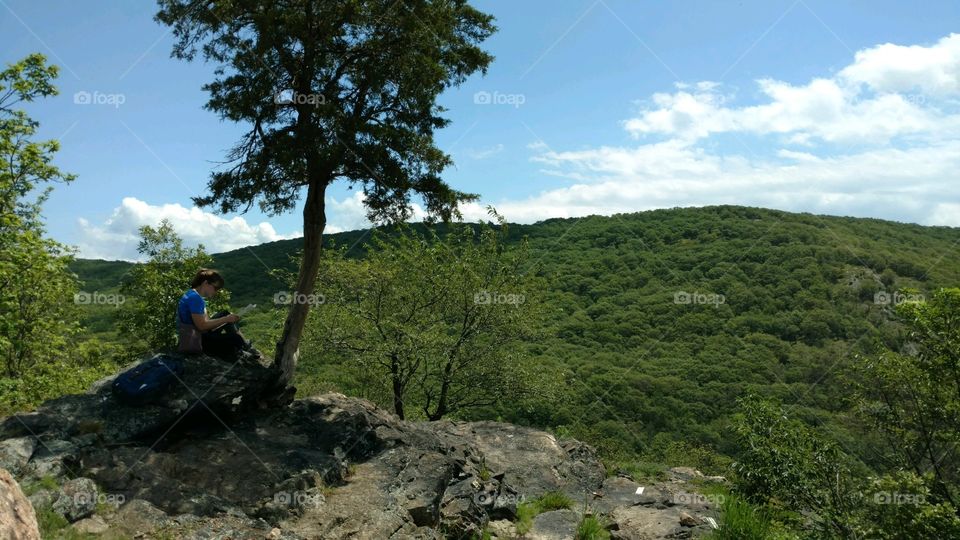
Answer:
[{"left": 70, "top": 205, "right": 960, "bottom": 471}]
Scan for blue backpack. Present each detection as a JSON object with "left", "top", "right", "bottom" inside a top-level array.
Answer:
[{"left": 111, "top": 355, "right": 185, "bottom": 405}]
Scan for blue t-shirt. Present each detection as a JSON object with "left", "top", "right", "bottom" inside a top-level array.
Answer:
[{"left": 177, "top": 289, "right": 206, "bottom": 326}]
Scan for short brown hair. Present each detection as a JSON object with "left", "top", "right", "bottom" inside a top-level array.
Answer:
[{"left": 191, "top": 268, "right": 224, "bottom": 289}]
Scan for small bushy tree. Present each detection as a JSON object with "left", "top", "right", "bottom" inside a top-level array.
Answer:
[
  {"left": 731, "top": 395, "right": 860, "bottom": 537},
  {"left": 0, "top": 54, "right": 119, "bottom": 413},
  {"left": 850, "top": 288, "right": 960, "bottom": 529},
  {"left": 0, "top": 53, "right": 81, "bottom": 378},
  {"left": 300, "top": 211, "right": 551, "bottom": 420},
  {"left": 854, "top": 289, "right": 960, "bottom": 502},
  {"left": 729, "top": 290, "right": 960, "bottom": 538},
  {"left": 854, "top": 471, "right": 960, "bottom": 539},
  {"left": 117, "top": 219, "right": 230, "bottom": 353}
]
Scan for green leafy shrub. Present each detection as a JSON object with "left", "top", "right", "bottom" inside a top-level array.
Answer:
[
  {"left": 514, "top": 490, "right": 575, "bottom": 534},
  {"left": 537, "top": 490, "right": 574, "bottom": 512},
  {"left": 853, "top": 471, "right": 960, "bottom": 539},
  {"left": 575, "top": 514, "right": 611, "bottom": 540},
  {"left": 731, "top": 395, "right": 861, "bottom": 537},
  {"left": 707, "top": 492, "right": 771, "bottom": 540},
  {"left": 298, "top": 217, "right": 556, "bottom": 421}
]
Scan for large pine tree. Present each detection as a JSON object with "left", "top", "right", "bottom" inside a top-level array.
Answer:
[{"left": 155, "top": 0, "right": 496, "bottom": 391}]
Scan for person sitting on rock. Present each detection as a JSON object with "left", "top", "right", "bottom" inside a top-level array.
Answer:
[{"left": 177, "top": 268, "right": 255, "bottom": 360}]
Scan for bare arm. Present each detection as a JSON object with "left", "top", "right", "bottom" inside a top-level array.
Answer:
[{"left": 191, "top": 312, "right": 239, "bottom": 332}]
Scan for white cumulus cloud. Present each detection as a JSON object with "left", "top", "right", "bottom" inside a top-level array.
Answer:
[
  {"left": 623, "top": 77, "right": 954, "bottom": 145},
  {"left": 485, "top": 33, "right": 960, "bottom": 228},
  {"left": 839, "top": 33, "right": 960, "bottom": 97},
  {"left": 76, "top": 197, "right": 302, "bottom": 261}
]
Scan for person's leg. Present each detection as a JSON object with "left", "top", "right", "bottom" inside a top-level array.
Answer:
[
  {"left": 202, "top": 331, "right": 241, "bottom": 360},
  {"left": 208, "top": 310, "right": 253, "bottom": 351},
  {"left": 225, "top": 332, "right": 246, "bottom": 350}
]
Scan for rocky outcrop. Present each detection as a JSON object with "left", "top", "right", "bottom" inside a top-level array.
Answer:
[
  {"left": 0, "top": 352, "right": 721, "bottom": 538},
  {"left": 0, "top": 468, "right": 40, "bottom": 540}
]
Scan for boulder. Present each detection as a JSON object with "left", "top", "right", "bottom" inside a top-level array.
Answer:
[
  {"left": 110, "top": 499, "right": 171, "bottom": 536},
  {"left": 606, "top": 480, "right": 718, "bottom": 539},
  {"left": 528, "top": 508, "right": 580, "bottom": 540},
  {"left": 679, "top": 511, "right": 702, "bottom": 527},
  {"left": 51, "top": 477, "right": 99, "bottom": 522},
  {"left": 23, "top": 438, "right": 75, "bottom": 479},
  {"left": 0, "top": 437, "right": 35, "bottom": 477},
  {"left": 0, "top": 467, "right": 40, "bottom": 540},
  {"left": 610, "top": 505, "right": 685, "bottom": 539},
  {"left": 72, "top": 514, "right": 110, "bottom": 534},
  {"left": 592, "top": 476, "right": 666, "bottom": 513},
  {"left": 424, "top": 420, "right": 606, "bottom": 502},
  {"left": 487, "top": 519, "right": 517, "bottom": 538},
  {"left": 668, "top": 466, "right": 703, "bottom": 481},
  {"left": 26, "top": 489, "right": 55, "bottom": 512},
  {"left": 0, "top": 351, "right": 288, "bottom": 448}
]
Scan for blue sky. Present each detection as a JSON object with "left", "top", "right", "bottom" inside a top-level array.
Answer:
[{"left": 3, "top": 0, "right": 959, "bottom": 260}]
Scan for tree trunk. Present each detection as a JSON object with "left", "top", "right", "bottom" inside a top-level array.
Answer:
[
  {"left": 271, "top": 180, "right": 327, "bottom": 389},
  {"left": 429, "top": 357, "right": 455, "bottom": 420},
  {"left": 391, "top": 353, "right": 405, "bottom": 420}
]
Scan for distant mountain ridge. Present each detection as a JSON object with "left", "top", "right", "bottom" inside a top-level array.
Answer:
[{"left": 69, "top": 205, "right": 960, "bottom": 308}]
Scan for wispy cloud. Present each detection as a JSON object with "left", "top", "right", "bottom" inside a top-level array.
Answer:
[{"left": 466, "top": 143, "right": 505, "bottom": 160}]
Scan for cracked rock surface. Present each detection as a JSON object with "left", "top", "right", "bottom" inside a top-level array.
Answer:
[{"left": 0, "top": 354, "right": 721, "bottom": 539}]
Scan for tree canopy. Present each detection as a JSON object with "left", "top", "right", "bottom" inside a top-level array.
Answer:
[{"left": 155, "top": 0, "right": 497, "bottom": 388}]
